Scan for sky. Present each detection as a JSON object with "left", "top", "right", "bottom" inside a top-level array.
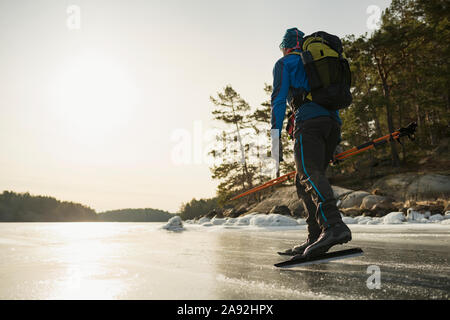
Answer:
[{"left": 0, "top": 0, "right": 391, "bottom": 213}]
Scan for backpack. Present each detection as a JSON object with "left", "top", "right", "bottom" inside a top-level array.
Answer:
[{"left": 289, "top": 31, "right": 352, "bottom": 111}]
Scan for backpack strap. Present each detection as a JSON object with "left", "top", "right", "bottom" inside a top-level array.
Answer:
[{"left": 287, "top": 52, "right": 313, "bottom": 103}]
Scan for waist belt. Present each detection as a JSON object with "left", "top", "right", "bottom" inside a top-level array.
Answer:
[{"left": 289, "top": 87, "right": 311, "bottom": 112}]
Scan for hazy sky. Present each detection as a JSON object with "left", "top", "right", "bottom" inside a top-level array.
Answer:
[{"left": 0, "top": 0, "right": 391, "bottom": 212}]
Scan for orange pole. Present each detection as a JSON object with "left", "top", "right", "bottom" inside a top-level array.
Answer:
[{"left": 229, "top": 127, "right": 410, "bottom": 201}]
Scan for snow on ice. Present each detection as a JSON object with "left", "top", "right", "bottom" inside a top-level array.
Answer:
[
  {"left": 162, "top": 215, "right": 184, "bottom": 231},
  {"left": 185, "top": 210, "right": 449, "bottom": 228}
]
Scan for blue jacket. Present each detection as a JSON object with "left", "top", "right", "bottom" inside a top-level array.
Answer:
[{"left": 270, "top": 49, "right": 342, "bottom": 135}]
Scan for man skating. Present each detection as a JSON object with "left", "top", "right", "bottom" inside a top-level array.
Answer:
[{"left": 271, "top": 28, "right": 352, "bottom": 258}]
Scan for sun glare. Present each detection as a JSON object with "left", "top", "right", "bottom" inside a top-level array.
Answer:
[{"left": 50, "top": 51, "right": 139, "bottom": 144}]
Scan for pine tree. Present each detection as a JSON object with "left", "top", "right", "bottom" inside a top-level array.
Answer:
[{"left": 209, "top": 85, "right": 257, "bottom": 202}]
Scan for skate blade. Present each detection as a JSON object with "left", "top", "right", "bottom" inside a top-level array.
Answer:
[{"left": 274, "top": 248, "right": 363, "bottom": 268}]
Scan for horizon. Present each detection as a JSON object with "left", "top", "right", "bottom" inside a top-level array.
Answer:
[{"left": 0, "top": 0, "right": 391, "bottom": 212}]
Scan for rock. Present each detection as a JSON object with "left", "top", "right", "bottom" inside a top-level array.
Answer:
[
  {"left": 371, "top": 201, "right": 397, "bottom": 212},
  {"left": 290, "top": 203, "right": 305, "bottom": 217},
  {"left": 249, "top": 185, "right": 298, "bottom": 214},
  {"left": 371, "top": 188, "right": 385, "bottom": 196},
  {"left": 404, "top": 200, "right": 417, "bottom": 208},
  {"left": 223, "top": 208, "right": 240, "bottom": 218},
  {"left": 341, "top": 207, "right": 364, "bottom": 217},
  {"left": 372, "top": 173, "right": 450, "bottom": 201},
  {"left": 269, "top": 205, "right": 291, "bottom": 216},
  {"left": 364, "top": 197, "right": 397, "bottom": 217},
  {"left": 205, "top": 209, "right": 218, "bottom": 218},
  {"left": 382, "top": 212, "right": 405, "bottom": 224},
  {"left": 235, "top": 204, "right": 248, "bottom": 216},
  {"left": 407, "top": 202, "right": 445, "bottom": 215},
  {"left": 360, "top": 195, "right": 391, "bottom": 210},
  {"left": 332, "top": 186, "right": 354, "bottom": 199},
  {"left": 162, "top": 216, "right": 184, "bottom": 231},
  {"left": 208, "top": 209, "right": 224, "bottom": 219},
  {"left": 339, "top": 191, "right": 371, "bottom": 208}
]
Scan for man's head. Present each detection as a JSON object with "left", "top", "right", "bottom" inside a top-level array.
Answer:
[{"left": 279, "top": 27, "right": 305, "bottom": 55}]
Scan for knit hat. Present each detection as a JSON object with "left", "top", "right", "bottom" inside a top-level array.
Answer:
[{"left": 279, "top": 28, "right": 305, "bottom": 51}]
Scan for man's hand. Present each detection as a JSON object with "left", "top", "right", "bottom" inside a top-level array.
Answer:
[{"left": 286, "top": 111, "right": 295, "bottom": 140}]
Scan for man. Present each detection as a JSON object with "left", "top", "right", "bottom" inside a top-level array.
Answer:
[{"left": 271, "top": 28, "right": 352, "bottom": 258}]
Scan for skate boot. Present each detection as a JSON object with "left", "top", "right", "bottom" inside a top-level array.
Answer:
[
  {"left": 302, "top": 222, "right": 352, "bottom": 258},
  {"left": 278, "top": 232, "right": 320, "bottom": 256}
]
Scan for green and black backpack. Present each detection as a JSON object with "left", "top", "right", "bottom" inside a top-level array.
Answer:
[{"left": 289, "top": 31, "right": 352, "bottom": 111}]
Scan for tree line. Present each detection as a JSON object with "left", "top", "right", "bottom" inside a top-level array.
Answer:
[
  {"left": 179, "top": 0, "right": 449, "bottom": 219},
  {"left": 0, "top": 191, "right": 174, "bottom": 222}
]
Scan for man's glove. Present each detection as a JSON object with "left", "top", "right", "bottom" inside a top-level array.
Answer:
[{"left": 271, "top": 134, "right": 284, "bottom": 163}]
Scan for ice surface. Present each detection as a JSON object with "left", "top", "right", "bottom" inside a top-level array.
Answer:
[{"left": 0, "top": 222, "right": 448, "bottom": 299}]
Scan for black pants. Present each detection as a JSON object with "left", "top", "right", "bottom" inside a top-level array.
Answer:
[{"left": 293, "top": 116, "right": 342, "bottom": 232}]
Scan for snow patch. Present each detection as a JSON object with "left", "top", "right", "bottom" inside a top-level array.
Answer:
[
  {"left": 382, "top": 212, "right": 405, "bottom": 224},
  {"left": 211, "top": 217, "right": 226, "bottom": 225},
  {"left": 354, "top": 216, "right": 372, "bottom": 225},
  {"left": 429, "top": 214, "right": 444, "bottom": 222},
  {"left": 342, "top": 216, "right": 357, "bottom": 224},
  {"left": 406, "top": 209, "right": 425, "bottom": 222},
  {"left": 162, "top": 216, "right": 184, "bottom": 231},
  {"left": 249, "top": 214, "right": 299, "bottom": 227},
  {"left": 187, "top": 210, "right": 450, "bottom": 228},
  {"left": 198, "top": 217, "right": 210, "bottom": 224}
]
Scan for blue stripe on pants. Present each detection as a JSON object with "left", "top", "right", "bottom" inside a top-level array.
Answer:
[{"left": 299, "top": 134, "right": 328, "bottom": 223}]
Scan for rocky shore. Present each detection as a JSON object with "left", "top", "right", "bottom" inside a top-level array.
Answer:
[{"left": 200, "top": 173, "right": 450, "bottom": 221}]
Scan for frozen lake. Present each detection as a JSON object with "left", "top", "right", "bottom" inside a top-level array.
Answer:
[{"left": 0, "top": 222, "right": 449, "bottom": 299}]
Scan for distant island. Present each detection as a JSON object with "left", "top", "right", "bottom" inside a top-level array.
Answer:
[
  {"left": 97, "top": 208, "right": 174, "bottom": 222},
  {"left": 0, "top": 191, "right": 175, "bottom": 222}
]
